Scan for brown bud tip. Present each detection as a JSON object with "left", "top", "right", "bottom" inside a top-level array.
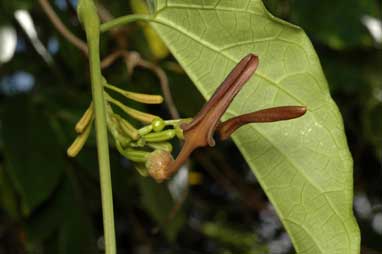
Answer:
[
  {"left": 218, "top": 106, "right": 307, "bottom": 140},
  {"left": 146, "top": 150, "right": 174, "bottom": 183}
]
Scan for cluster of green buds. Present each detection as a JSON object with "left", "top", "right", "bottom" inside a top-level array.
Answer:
[
  {"left": 68, "top": 54, "right": 307, "bottom": 183},
  {"left": 108, "top": 115, "right": 192, "bottom": 180},
  {"left": 67, "top": 76, "right": 190, "bottom": 181}
]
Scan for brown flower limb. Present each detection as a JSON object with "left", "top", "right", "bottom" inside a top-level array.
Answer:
[
  {"left": 218, "top": 106, "right": 307, "bottom": 140},
  {"left": 163, "top": 54, "right": 259, "bottom": 179},
  {"left": 181, "top": 54, "right": 259, "bottom": 145}
]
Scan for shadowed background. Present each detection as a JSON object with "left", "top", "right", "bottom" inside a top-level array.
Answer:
[{"left": 0, "top": 0, "right": 381, "bottom": 253}]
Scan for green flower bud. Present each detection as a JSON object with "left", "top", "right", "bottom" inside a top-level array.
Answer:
[
  {"left": 147, "top": 142, "right": 173, "bottom": 152},
  {"left": 138, "top": 125, "right": 153, "bottom": 136},
  {"left": 124, "top": 148, "right": 150, "bottom": 163},
  {"left": 152, "top": 117, "right": 166, "bottom": 132},
  {"left": 144, "top": 129, "right": 176, "bottom": 142}
]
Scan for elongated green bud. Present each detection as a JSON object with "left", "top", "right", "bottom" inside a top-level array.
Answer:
[
  {"left": 67, "top": 119, "right": 93, "bottom": 157},
  {"left": 147, "top": 142, "right": 173, "bottom": 152},
  {"left": 113, "top": 114, "right": 140, "bottom": 140},
  {"left": 138, "top": 125, "right": 153, "bottom": 136},
  {"left": 106, "top": 92, "right": 157, "bottom": 123},
  {"left": 124, "top": 91, "right": 163, "bottom": 104},
  {"left": 124, "top": 148, "right": 150, "bottom": 163},
  {"left": 107, "top": 113, "right": 132, "bottom": 147},
  {"left": 104, "top": 83, "right": 163, "bottom": 104},
  {"left": 75, "top": 103, "right": 94, "bottom": 134},
  {"left": 144, "top": 129, "right": 176, "bottom": 142}
]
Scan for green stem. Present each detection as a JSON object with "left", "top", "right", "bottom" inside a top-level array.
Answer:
[
  {"left": 100, "top": 14, "right": 153, "bottom": 32},
  {"left": 77, "top": 1, "right": 116, "bottom": 253}
]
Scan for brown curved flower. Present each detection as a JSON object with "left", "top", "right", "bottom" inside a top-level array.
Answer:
[
  {"left": 166, "top": 54, "right": 259, "bottom": 177},
  {"left": 155, "top": 53, "right": 307, "bottom": 181}
]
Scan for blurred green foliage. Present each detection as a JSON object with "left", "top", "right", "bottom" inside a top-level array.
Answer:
[{"left": 0, "top": 0, "right": 381, "bottom": 253}]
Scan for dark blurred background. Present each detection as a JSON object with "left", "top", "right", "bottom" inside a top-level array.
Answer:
[{"left": 0, "top": 0, "right": 381, "bottom": 253}]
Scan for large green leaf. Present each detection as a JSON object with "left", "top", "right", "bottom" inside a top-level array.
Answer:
[{"left": 149, "top": 0, "right": 360, "bottom": 253}]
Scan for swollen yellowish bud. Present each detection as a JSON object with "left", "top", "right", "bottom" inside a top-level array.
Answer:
[
  {"left": 67, "top": 120, "right": 93, "bottom": 157},
  {"left": 145, "top": 150, "right": 174, "bottom": 183},
  {"left": 75, "top": 103, "right": 94, "bottom": 134}
]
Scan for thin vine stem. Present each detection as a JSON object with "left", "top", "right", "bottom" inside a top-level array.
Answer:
[
  {"left": 38, "top": 0, "right": 89, "bottom": 55},
  {"left": 77, "top": 1, "right": 116, "bottom": 253},
  {"left": 100, "top": 14, "right": 154, "bottom": 32}
]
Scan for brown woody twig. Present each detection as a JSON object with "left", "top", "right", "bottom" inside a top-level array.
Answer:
[{"left": 38, "top": 0, "right": 88, "bottom": 55}]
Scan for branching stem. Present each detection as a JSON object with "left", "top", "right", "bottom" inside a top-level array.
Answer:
[{"left": 100, "top": 14, "right": 153, "bottom": 32}]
